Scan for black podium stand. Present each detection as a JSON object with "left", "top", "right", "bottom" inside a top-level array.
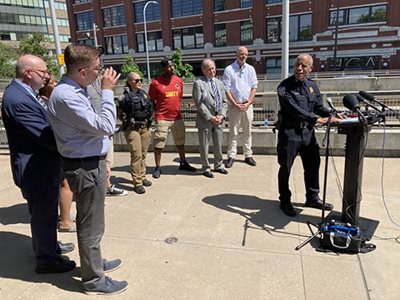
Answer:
[{"left": 337, "top": 123, "right": 371, "bottom": 225}]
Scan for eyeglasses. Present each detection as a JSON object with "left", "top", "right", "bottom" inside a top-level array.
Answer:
[
  {"left": 79, "top": 66, "right": 104, "bottom": 73},
  {"left": 31, "top": 69, "right": 48, "bottom": 78},
  {"left": 133, "top": 79, "right": 143, "bottom": 83}
]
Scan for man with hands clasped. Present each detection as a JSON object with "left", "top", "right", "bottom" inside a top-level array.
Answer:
[{"left": 192, "top": 59, "right": 229, "bottom": 178}]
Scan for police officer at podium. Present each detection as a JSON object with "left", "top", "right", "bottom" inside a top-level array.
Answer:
[{"left": 276, "top": 53, "right": 343, "bottom": 217}]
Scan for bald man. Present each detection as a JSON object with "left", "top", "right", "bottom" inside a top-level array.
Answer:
[
  {"left": 1, "top": 55, "right": 76, "bottom": 273},
  {"left": 277, "top": 53, "right": 342, "bottom": 217},
  {"left": 223, "top": 46, "right": 258, "bottom": 168}
]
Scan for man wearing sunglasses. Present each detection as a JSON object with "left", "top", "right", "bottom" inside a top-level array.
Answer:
[
  {"left": 148, "top": 59, "right": 196, "bottom": 178},
  {"left": 1, "top": 54, "right": 76, "bottom": 274},
  {"left": 47, "top": 44, "right": 128, "bottom": 295}
]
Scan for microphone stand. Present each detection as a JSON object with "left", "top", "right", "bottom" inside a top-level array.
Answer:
[{"left": 295, "top": 119, "right": 331, "bottom": 250}]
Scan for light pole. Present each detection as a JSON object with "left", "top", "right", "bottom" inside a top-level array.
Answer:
[
  {"left": 332, "top": 0, "right": 340, "bottom": 71},
  {"left": 143, "top": 1, "right": 159, "bottom": 83}
]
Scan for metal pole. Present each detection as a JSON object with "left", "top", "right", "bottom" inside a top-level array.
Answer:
[
  {"left": 48, "top": 0, "right": 64, "bottom": 76},
  {"left": 93, "top": 23, "right": 98, "bottom": 47},
  {"left": 144, "top": 1, "right": 159, "bottom": 83},
  {"left": 333, "top": 0, "right": 340, "bottom": 71},
  {"left": 281, "top": 0, "right": 290, "bottom": 80}
]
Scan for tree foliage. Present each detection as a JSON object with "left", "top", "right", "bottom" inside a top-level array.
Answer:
[
  {"left": 120, "top": 55, "right": 145, "bottom": 82},
  {"left": 170, "top": 48, "right": 194, "bottom": 80},
  {"left": 0, "top": 42, "right": 17, "bottom": 78},
  {"left": 18, "top": 33, "right": 58, "bottom": 77}
]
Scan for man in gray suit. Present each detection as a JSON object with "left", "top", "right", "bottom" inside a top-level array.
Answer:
[{"left": 192, "top": 59, "right": 229, "bottom": 178}]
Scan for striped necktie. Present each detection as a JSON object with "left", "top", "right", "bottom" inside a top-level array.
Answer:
[
  {"left": 210, "top": 79, "right": 220, "bottom": 112},
  {"left": 36, "top": 95, "right": 48, "bottom": 110}
]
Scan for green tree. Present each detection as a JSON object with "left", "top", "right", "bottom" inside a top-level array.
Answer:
[
  {"left": 121, "top": 55, "right": 144, "bottom": 81},
  {"left": 170, "top": 48, "right": 194, "bottom": 80},
  {"left": 18, "top": 33, "right": 58, "bottom": 77},
  {"left": 0, "top": 42, "right": 17, "bottom": 78}
]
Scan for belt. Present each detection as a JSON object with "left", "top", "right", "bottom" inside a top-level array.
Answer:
[
  {"left": 62, "top": 155, "right": 106, "bottom": 162},
  {"left": 131, "top": 123, "right": 148, "bottom": 130},
  {"left": 281, "top": 120, "right": 308, "bottom": 129},
  {"left": 61, "top": 155, "right": 106, "bottom": 171}
]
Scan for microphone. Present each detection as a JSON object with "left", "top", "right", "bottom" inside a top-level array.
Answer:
[
  {"left": 356, "top": 95, "right": 382, "bottom": 112},
  {"left": 342, "top": 94, "right": 367, "bottom": 124},
  {"left": 359, "top": 90, "right": 391, "bottom": 111},
  {"left": 359, "top": 91, "right": 374, "bottom": 102},
  {"left": 326, "top": 97, "right": 337, "bottom": 113},
  {"left": 342, "top": 94, "right": 360, "bottom": 111}
]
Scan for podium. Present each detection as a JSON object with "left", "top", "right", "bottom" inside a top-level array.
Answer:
[{"left": 337, "top": 122, "right": 371, "bottom": 225}]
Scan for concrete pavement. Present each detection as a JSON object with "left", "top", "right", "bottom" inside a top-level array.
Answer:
[{"left": 0, "top": 149, "right": 399, "bottom": 300}]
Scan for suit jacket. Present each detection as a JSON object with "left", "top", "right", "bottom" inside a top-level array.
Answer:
[
  {"left": 192, "top": 76, "right": 228, "bottom": 129},
  {"left": 1, "top": 79, "right": 63, "bottom": 189}
]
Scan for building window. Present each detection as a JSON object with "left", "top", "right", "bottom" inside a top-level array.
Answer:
[
  {"left": 75, "top": 11, "right": 94, "bottom": 31},
  {"left": 240, "top": 0, "right": 252, "bottom": 8},
  {"left": 78, "top": 38, "right": 95, "bottom": 46},
  {"left": 214, "top": 0, "right": 225, "bottom": 12},
  {"left": 73, "top": 0, "right": 91, "bottom": 3},
  {"left": 103, "top": 5, "right": 125, "bottom": 27},
  {"left": 266, "top": 0, "right": 296, "bottom": 4},
  {"left": 136, "top": 31, "right": 163, "bottom": 52},
  {"left": 329, "top": 4, "right": 386, "bottom": 26},
  {"left": 105, "top": 35, "right": 128, "bottom": 54},
  {"left": 214, "top": 24, "right": 226, "bottom": 47},
  {"left": 328, "top": 56, "right": 379, "bottom": 70},
  {"left": 172, "top": 26, "right": 203, "bottom": 49},
  {"left": 134, "top": 1, "right": 160, "bottom": 23},
  {"left": 240, "top": 21, "right": 253, "bottom": 45},
  {"left": 171, "top": 0, "right": 202, "bottom": 18},
  {"left": 266, "top": 57, "right": 296, "bottom": 78},
  {"left": 290, "top": 14, "right": 311, "bottom": 41},
  {"left": 266, "top": 14, "right": 312, "bottom": 43}
]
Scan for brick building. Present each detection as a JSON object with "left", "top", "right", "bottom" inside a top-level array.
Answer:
[{"left": 67, "top": 0, "right": 400, "bottom": 77}]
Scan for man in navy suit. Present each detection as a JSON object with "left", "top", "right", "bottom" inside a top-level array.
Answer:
[{"left": 1, "top": 54, "right": 76, "bottom": 273}]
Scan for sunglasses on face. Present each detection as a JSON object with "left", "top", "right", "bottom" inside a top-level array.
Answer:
[{"left": 133, "top": 79, "right": 143, "bottom": 83}]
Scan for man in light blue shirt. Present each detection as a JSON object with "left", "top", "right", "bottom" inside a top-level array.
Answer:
[
  {"left": 47, "top": 44, "right": 128, "bottom": 295},
  {"left": 223, "top": 46, "right": 258, "bottom": 168}
]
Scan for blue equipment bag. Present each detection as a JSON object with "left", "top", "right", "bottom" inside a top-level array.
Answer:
[{"left": 320, "top": 221, "right": 362, "bottom": 253}]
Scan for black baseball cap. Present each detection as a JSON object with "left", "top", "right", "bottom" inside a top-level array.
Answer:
[{"left": 160, "top": 59, "right": 173, "bottom": 67}]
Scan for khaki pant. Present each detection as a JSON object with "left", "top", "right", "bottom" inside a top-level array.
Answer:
[{"left": 124, "top": 127, "right": 151, "bottom": 186}]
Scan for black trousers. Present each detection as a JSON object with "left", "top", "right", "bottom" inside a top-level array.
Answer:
[
  {"left": 21, "top": 184, "right": 60, "bottom": 266},
  {"left": 277, "top": 127, "right": 320, "bottom": 204}
]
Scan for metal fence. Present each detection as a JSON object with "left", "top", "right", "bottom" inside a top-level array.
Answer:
[{"left": 1, "top": 91, "right": 399, "bottom": 148}]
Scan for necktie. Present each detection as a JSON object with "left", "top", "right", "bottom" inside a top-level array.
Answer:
[
  {"left": 210, "top": 80, "right": 220, "bottom": 112},
  {"left": 36, "top": 95, "right": 48, "bottom": 110}
]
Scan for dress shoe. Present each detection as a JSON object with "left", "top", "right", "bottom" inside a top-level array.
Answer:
[
  {"left": 143, "top": 179, "right": 152, "bottom": 187},
  {"left": 279, "top": 202, "right": 297, "bottom": 217},
  {"left": 305, "top": 198, "right": 334, "bottom": 211},
  {"left": 153, "top": 167, "right": 161, "bottom": 179},
  {"left": 203, "top": 170, "right": 214, "bottom": 178},
  {"left": 179, "top": 160, "right": 196, "bottom": 172},
  {"left": 57, "top": 241, "right": 75, "bottom": 255},
  {"left": 214, "top": 167, "right": 228, "bottom": 175},
  {"left": 244, "top": 157, "right": 257, "bottom": 166},
  {"left": 103, "top": 258, "right": 122, "bottom": 273},
  {"left": 36, "top": 255, "right": 76, "bottom": 274},
  {"left": 84, "top": 276, "right": 128, "bottom": 295},
  {"left": 133, "top": 185, "right": 146, "bottom": 194},
  {"left": 225, "top": 157, "right": 234, "bottom": 168}
]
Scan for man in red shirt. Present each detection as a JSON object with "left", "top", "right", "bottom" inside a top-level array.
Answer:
[{"left": 148, "top": 59, "right": 196, "bottom": 178}]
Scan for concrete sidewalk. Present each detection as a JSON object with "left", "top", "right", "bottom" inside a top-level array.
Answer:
[{"left": 0, "top": 150, "right": 399, "bottom": 300}]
